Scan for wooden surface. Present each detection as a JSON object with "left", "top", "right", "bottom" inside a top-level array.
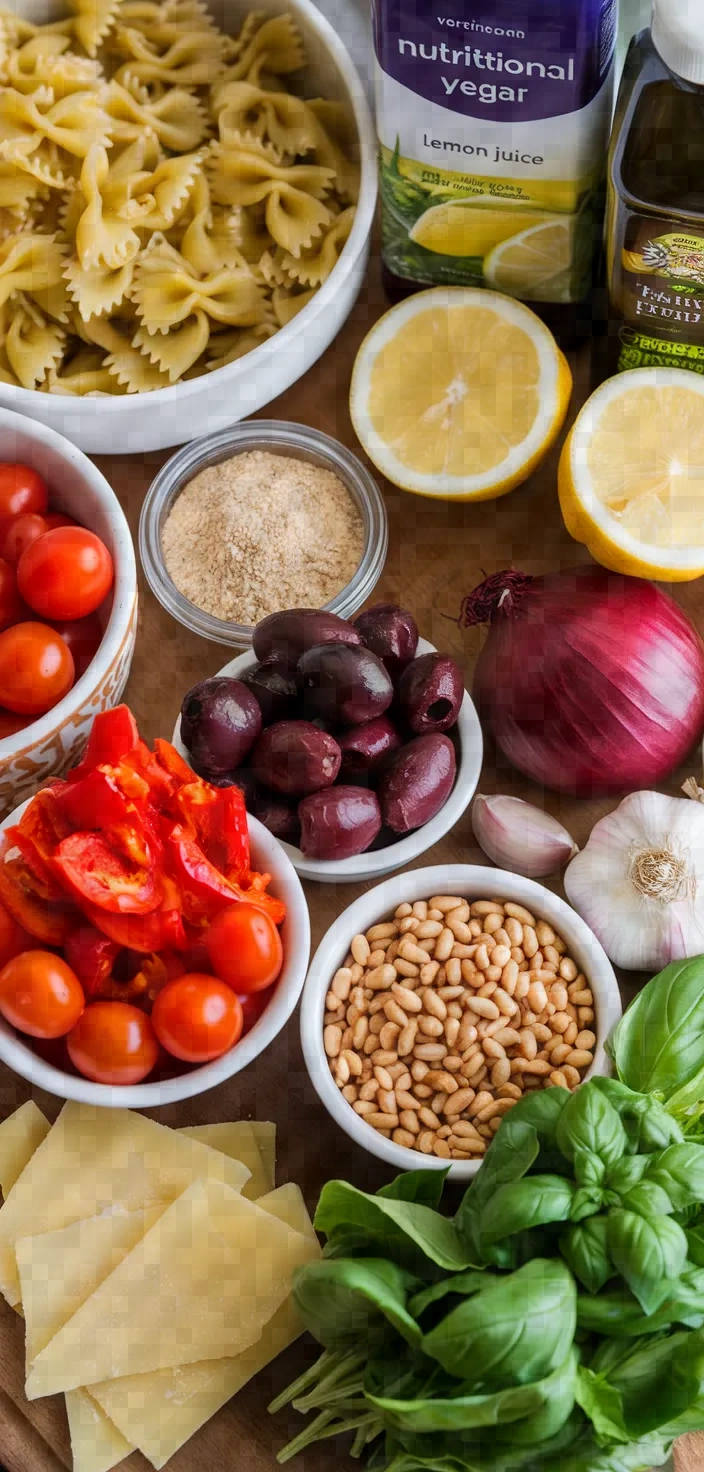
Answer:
[{"left": 1, "top": 252, "right": 703, "bottom": 1472}]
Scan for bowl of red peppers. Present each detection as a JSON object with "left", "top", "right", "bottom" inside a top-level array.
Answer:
[{"left": 0, "top": 705, "right": 310, "bottom": 1106}]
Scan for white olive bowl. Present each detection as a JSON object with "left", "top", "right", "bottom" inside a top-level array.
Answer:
[
  {"left": 0, "top": 407, "right": 137, "bottom": 815},
  {"left": 171, "top": 639, "right": 484, "bottom": 884},
  {"left": 0, "top": 799, "right": 310, "bottom": 1108},
  {"left": 0, "top": 0, "right": 377, "bottom": 455},
  {"left": 300, "top": 865, "right": 622, "bottom": 1181}
]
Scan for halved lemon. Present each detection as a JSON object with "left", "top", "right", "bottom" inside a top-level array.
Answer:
[
  {"left": 409, "top": 201, "right": 548, "bottom": 259},
  {"left": 484, "top": 218, "right": 573, "bottom": 301},
  {"left": 349, "top": 287, "right": 572, "bottom": 500},
  {"left": 558, "top": 368, "right": 704, "bottom": 581}
]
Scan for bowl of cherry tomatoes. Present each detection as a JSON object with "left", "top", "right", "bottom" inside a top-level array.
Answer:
[
  {"left": 0, "top": 407, "right": 137, "bottom": 813},
  {"left": 0, "top": 708, "right": 310, "bottom": 1106}
]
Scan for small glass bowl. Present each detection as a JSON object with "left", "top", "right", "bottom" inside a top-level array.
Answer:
[{"left": 139, "top": 420, "right": 389, "bottom": 648}]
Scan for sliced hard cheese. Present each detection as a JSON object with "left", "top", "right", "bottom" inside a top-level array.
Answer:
[
  {"left": 181, "top": 1122, "right": 273, "bottom": 1201},
  {"left": 250, "top": 1121, "right": 276, "bottom": 1186},
  {"left": 91, "top": 1183, "right": 319, "bottom": 1470},
  {"left": 65, "top": 1389, "right": 132, "bottom": 1472},
  {"left": 0, "top": 1103, "right": 249, "bottom": 1306},
  {"left": 0, "top": 1102, "right": 50, "bottom": 1200},
  {"left": 17, "top": 1206, "right": 164, "bottom": 1366},
  {"left": 26, "top": 1177, "right": 313, "bottom": 1398}
]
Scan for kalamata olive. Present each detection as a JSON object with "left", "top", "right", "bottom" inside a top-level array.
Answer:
[
  {"left": 252, "top": 609, "right": 361, "bottom": 668},
  {"left": 354, "top": 603, "right": 419, "bottom": 676},
  {"left": 252, "top": 793, "right": 302, "bottom": 846},
  {"left": 397, "top": 653, "right": 464, "bottom": 735},
  {"left": 180, "top": 677, "right": 262, "bottom": 775},
  {"left": 298, "top": 643, "right": 393, "bottom": 725},
  {"left": 251, "top": 720, "right": 341, "bottom": 796},
  {"left": 337, "top": 714, "right": 402, "bottom": 783},
  {"left": 378, "top": 734, "right": 456, "bottom": 833},
  {"left": 241, "top": 661, "right": 299, "bottom": 724},
  {"left": 298, "top": 785, "right": 382, "bottom": 860}
]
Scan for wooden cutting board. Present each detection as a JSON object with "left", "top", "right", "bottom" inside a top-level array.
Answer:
[{"left": 0, "top": 252, "right": 701, "bottom": 1472}]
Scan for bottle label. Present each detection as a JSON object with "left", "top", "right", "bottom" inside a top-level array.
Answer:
[
  {"left": 616, "top": 218, "right": 704, "bottom": 372},
  {"left": 372, "top": 0, "right": 616, "bottom": 300}
]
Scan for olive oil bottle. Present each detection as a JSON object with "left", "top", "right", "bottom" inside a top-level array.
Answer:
[{"left": 605, "top": 0, "right": 704, "bottom": 376}]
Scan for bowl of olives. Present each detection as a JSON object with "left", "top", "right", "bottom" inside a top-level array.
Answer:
[{"left": 172, "top": 605, "right": 483, "bottom": 883}]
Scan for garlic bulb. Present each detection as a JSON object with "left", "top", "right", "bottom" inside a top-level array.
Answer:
[
  {"left": 472, "top": 794, "right": 578, "bottom": 878},
  {"left": 564, "top": 790, "right": 704, "bottom": 971}
]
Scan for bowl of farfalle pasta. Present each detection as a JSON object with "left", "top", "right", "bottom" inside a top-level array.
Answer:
[{"left": 0, "top": 0, "right": 376, "bottom": 452}]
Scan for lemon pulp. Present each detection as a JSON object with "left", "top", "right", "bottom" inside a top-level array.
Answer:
[
  {"left": 484, "top": 219, "right": 573, "bottom": 301},
  {"left": 586, "top": 384, "right": 704, "bottom": 546}
]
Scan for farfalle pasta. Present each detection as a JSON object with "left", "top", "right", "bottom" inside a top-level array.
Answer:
[{"left": 0, "top": 0, "right": 358, "bottom": 393}]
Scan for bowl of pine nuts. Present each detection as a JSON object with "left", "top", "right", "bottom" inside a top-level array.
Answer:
[{"left": 301, "top": 865, "right": 622, "bottom": 1179}]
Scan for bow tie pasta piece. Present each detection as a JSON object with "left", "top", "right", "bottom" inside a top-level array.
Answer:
[
  {"left": 134, "top": 148, "right": 207, "bottom": 230},
  {"left": 271, "top": 283, "right": 316, "bottom": 326},
  {"left": 105, "top": 79, "right": 208, "bottom": 153},
  {"left": 4, "top": 35, "right": 103, "bottom": 98},
  {"left": 303, "top": 101, "right": 360, "bottom": 204},
  {"left": 276, "top": 204, "right": 355, "bottom": 287},
  {"left": 228, "top": 202, "right": 273, "bottom": 264},
  {"left": 4, "top": 291, "right": 65, "bottom": 388},
  {"left": 220, "top": 13, "right": 304, "bottom": 85},
  {"left": 111, "top": 0, "right": 220, "bottom": 51},
  {"left": 133, "top": 232, "right": 269, "bottom": 331},
  {"left": 168, "top": 174, "right": 250, "bottom": 276},
  {"left": 75, "top": 145, "right": 141, "bottom": 271},
  {"left": 206, "top": 319, "right": 274, "bottom": 370},
  {"left": 113, "top": 27, "right": 227, "bottom": 88},
  {"left": 208, "top": 144, "right": 334, "bottom": 255},
  {"left": 0, "top": 12, "right": 74, "bottom": 48},
  {"left": 0, "top": 160, "right": 46, "bottom": 215},
  {"left": 212, "top": 81, "right": 314, "bottom": 160},
  {"left": 44, "top": 344, "right": 128, "bottom": 394},
  {"left": 133, "top": 307, "right": 210, "bottom": 380},
  {"left": 65, "top": 0, "right": 121, "bottom": 56},
  {"left": 64, "top": 252, "right": 136, "bottom": 321},
  {"left": 0, "top": 230, "right": 67, "bottom": 307},
  {"left": 0, "top": 88, "right": 111, "bottom": 165}
]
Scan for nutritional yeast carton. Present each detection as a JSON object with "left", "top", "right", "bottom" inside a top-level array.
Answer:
[{"left": 372, "top": 0, "right": 617, "bottom": 304}]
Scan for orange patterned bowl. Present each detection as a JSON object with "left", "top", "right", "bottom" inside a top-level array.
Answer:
[{"left": 0, "top": 408, "right": 137, "bottom": 814}]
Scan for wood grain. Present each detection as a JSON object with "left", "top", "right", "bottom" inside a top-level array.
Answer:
[{"left": 0, "top": 252, "right": 699, "bottom": 1470}]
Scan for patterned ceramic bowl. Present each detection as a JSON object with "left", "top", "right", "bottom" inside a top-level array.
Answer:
[{"left": 0, "top": 407, "right": 138, "bottom": 814}]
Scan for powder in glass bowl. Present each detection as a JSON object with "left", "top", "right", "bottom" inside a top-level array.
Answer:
[{"left": 161, "top": 450, "right": 365, "bottom": 626}]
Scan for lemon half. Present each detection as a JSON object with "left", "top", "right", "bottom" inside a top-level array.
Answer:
[
  {"left": 410, "top": 201, "right": 548, "bottom": 258},
  {"left": 350, "top": 287, "right": 572, "bottom": 500},
  {"left": 484, "top": 218, "right": 574, "bottom": 301},
  {"left": 558, "top": 367, "right": 704, "bottom": 581}
]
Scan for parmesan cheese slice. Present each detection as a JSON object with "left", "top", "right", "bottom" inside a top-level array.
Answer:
[
  {"left": 65, "top": 1389, "right": 132, "bottom": 1472},
  {"left": 181, "top": 1122, "right": 273, "bottom": 1201},
  {"left": 91, "top": 1183, "right": 319, "bottom": 1470},
  {"left": 0, "top": 1101, "right": 50, "bottom": 1200},
  {"left": 25, "top": 1177, "right": 312, "bottom": 1398},
  {"left": 250, "top": 1121, "right": 276, "bottom": 1186},
  {"left": 0, "top": 1103, "right": 250, "bottom": 1307}
]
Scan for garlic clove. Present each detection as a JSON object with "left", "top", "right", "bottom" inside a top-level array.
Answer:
[{"left": 471, "top": 793, "right": 579, "bottom": 879}]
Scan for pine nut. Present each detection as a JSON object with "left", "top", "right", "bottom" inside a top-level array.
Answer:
[
  {"left": 374, "top": 1064, "right": 394, "bottom": 1090},
  {"left": 366, "top": 964, "right": 397, "bottom": 991},
  {"left": 550, "top": 1070, "right": 569, "bottom": 1089},
  {"left": 570, "top": 989, "right": 594, "bottom": 1006},
  {"left": 467, "top": 1090, "right": 493, "bottom": 1117},
  {"left": 578, "top": 1007, "right": 595, "bottom": 1025},
  {"left": 391, "top": 982, "right": 422, "bottom": 1013},
  {"left": 399, "top": 1110, "right": 420, "bottom": 1134},
  {"left": 398, "top": 939, "right": 430, "bottom": 966},
  {"left": 494, "top": 988, "right": 517, "bottom": 1017},
  {"left": 398, "top": 1019, "right": 418, "bottom": 1056},
  {"left": 395, "top": 902, "right": 413, "bottom": 918},
  {"left": 566, "top": 1049, "right": 594, "bottom": 1068},
  {"left": 341, "top": 1083, "right": 358, "bottom": 1103},
  {"left": 396, "top": 1089, "right": 421, "bottom": 1112},
  {"left": 419, "top": 1015, "right": 444, "bottom": 1038},
  {"left": 418, "top": 1106, "right": 441, "bottom": 1129},
  {"left": 379, "top": 1022, "right": 401, "bottom": 1051},
  {"left": 549, "top": 1042, "right": 572, "bottom": 1065},
  {"left": 563, "top": 1021, "right": 579, "bottom": 1046},
  {"left": 399, "top": 917, "right": 420, "bottom": 934},
  {"left": 447, "top": 916, "right": 473, "bottom": 944},
  {"left": 493, "top": 1027, "right": 521, "bottom": 1047},
  {"left": 504, "top": 902, "right": 536, "bottom": 925},
  {"left": 367, "top": 1112, "right": 400, "bottom": 1129},
  {"left": 414, "top": 1042, "right": 448, "bottom": 1061},
  {"left": 354, "top": 1099, "right": 375, "bottom": 1115},
  {"left": 575, "top": 1029, "right": 596, "bottom": 1050},
  {"left": 420, "top": 960, "right": 441, "bottom": 985},
  {"left": 517, "top": 1059, "right": 551, "bottom": 1075},
  {"left": 474, "top": 944, "right": 490, "bottom": 971},
  {"left": 366, "top": 923, "right": 398, "bottom": 942},
  {"left": 394, "top": 959, "right": 420, "bottom": 979},
  {"left": 371, "top": 1049, "right": 397, "bottom": 1066},
  {"left": 465, "top": 995, "right": 500, "bottom": 1020},
  {"left": 528, "top": 980, "right": 548, "bottom": 1013},
  {"left": 414, "top": 1083, "right": 433, "bottom": 1098},
  {"left": 559, "top": 957, "right": 578, "bottom": 982},
  {"left": 483, "top": 1037, "right": 505, "bottom": 1061},
  {"left": 324, "top": 1024, "right": 342, "bottom": 1058},
  {"left": 445, "top": 1016, "right": 460, "bottom": 1048},
  {"left": 392, "top": 1128, "right": 415, "bottom": 1149},
  {"left": 384, "top": 999, "right": 409, "bottom": 1029},
  {"left": 522, "top": 926, "right": 539, "bottom": 958},
  {"left": 458, "top": 1017, "right": 478, "bottom": 1050},
  {"left": 432, "top": 927, "right": 454, "bottom": 961},
  {"left": 490, "top": 1058, "right": 512, "bottom": 1087},
  {"left": 331, "top": 967, "right": 353, "bottom": 1000},
  {"left": 444, "top": 1055, "right": 463, "bottom": 1072},
  {"left": 424, "top": 1070, "right": 459, "bottom": 1094},
  {"left": 416, "top": 920, "right": 443, "bottom": 939},
  {"left": 431, "top": 895, "right": 464, "bottom": 912},
  {"left": 515, "top": 974, "right": 530, "bottom": 1000}
]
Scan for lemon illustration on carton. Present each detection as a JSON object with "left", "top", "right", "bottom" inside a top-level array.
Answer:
[{"left": 409, "top": 200, "right": 549, "bottom": 259}]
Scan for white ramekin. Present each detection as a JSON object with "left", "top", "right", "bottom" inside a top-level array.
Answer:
[
  {"left": 301, "top": 865, "right": 622, "bottom": 1181},
  {"left": 0, "top": 0, "right": 377, "bottom": 454},
  {"left": 171, "top": 639, "right": 484, "bottom": 883},
  {"left": 0, "top": 801, "right": 310, "bottom": 1108}
]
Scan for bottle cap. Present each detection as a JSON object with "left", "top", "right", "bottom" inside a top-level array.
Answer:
[{"left": 652, "top": 0, "right": 704, "bottom": 85}]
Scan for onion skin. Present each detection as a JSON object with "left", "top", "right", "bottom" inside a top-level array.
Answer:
[{"left": 465, "top": 568, "right": 704, "bottom": 797}]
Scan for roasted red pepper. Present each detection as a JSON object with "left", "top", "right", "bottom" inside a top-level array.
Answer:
[
  {"left": 81, "top": 895, "right": 187, "bottom": 953},
  {"left": 0, "top": 837, "right": 78, "bottom": 945},
  {"left": 153, "top": 738, "right": 196, "bottom": 785},
  {"left": 176, "top": 782, "right": 249, "bottom": 879},
  {"left": 56, "top": 768, "right": 138, "bottom": 833},
  {"left": 165, "top": 824, "right": 244, "bottom": 920},
  {"left": 234, "top": 870, "right": 286, "bottom": 926},
  {"left": 64, "top": 924, "right": 120, "bottom": 996},
  {"left": 4, "top": 827, "right": 66, "bottom": 898},
  {"left": 53, "top": 832, "right": 161, "bottom": 915},
  {"left": 67, "top": 705, "right": 139, "bottom": 782}
]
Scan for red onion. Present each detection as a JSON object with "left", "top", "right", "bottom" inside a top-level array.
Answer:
[{"left": 460, "top": 567, "right": 704, "bottom": 797}]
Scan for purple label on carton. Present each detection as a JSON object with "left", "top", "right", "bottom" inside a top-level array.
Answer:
[{"left": 372, "top": 0, "right": 616, "bottom": 123}]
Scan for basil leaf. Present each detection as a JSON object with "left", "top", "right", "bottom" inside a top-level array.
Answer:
[
  {"left": 645, "top": 1142, "right": 704, "bottom": 1210},
  {"left": 479, "top": 1175, "right": 575, "bottom": 1248},
  {"left": 605, "top": 1154, "right": 650, "bottom": 1192},
  {"left": 378, "top": 1170, "right": 449, "bottom": 1210},
  {"left": 575, "top": 1366, "right": 628, "bottom": 1443},
  {"left": 609, "top": 957, "right": 704, "bottom": 1096},
  {"left": 607, "top": 1208, "right": 688, "bottom": 1314},
  {"left": 686, "top": 1224, "right": 704, "bottom": 1267},
  {"left": 572, "top": 1148, "right": 606, "bottom": 1190},
  {"left": 569, "top": 1185, "right": 604, "bottom": 1223},
  {"left": 409, "top": 1271, "right": 486, "bottom": 1319},
  {"left": 560, "top": 1215, "right": 612, "bottom": 1295},
  {"left": 455, "top": 1119, "right": 540, "bottom": 1264},
  {"left": 591, "top": 1077, "right": 684, "bottom": 1152},
  {"left": 619, "top": 1181, "right": 674, "bottom": 1217},
  {"left": 291, "top": 1257, "right": 421, "bottom": 1350},
  {"left": 577, "top": 1266, "right": 704, "bottom": 1337},
  {"left": 593, "top": 1326, "right": 704, "bottom": 1441},
  {"left": 556, "top": 1085, "right": 628, "bottom": 1170},
  {"left": 421, "top": 1258, "right": 576, "bottom": 1388},
  {"left": 314, "top": 1180, "right": 476, "bottom": 1272},
  {"left": 365, "top": 1350, "right": 576, "bottom": 1435},
  {"left": 502, "top": 1087, "right": 571, "bottom": 1143},
  {"left": 496, "top": 1349, "right": 578, "bottom": 1448}
]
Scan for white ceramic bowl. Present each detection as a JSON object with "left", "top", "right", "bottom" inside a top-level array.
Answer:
[
  {"left": 0, "top": 0, "right": 377, "bottom": 455},
  {"left": 0, "top": 799, "right": 310, "bottom": 1107},
  {"left": 171, "top": 639, "right": 484, "bottom": 883},
  {"left": 301, "top": 865, "right": 622, "bottom": 1181},
  {"left": 0, "top": 407, "right": 137, "bottom": 814}
]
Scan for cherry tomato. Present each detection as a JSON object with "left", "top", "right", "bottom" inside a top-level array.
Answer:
[
  {"left": 0, "top": 622, "right": 74, "bottom": 715},
  {"left": 0, "top": 899, "right": 33, "bottom": 968},
  {"left": 0, "top": 515, "right": 48, "bottom": 566},
  {"left": 18, "top": 528, "right": 114, "bottom": 622},
  {"left": 0, "top": 558, "right": 23, "bottom": 631},
  {"left": 205, "top": 903, "right": 283, "bottom": 994},
  {"left": 0, "top": 465, "right": 48, "bottom": 527},
  {"left": 0, "top": 950, "right": 84, "bottom": 1038},
  {"left": 44, "top": 512, "right": 76, "bottom": 531},
  {"left": 151, "top": 973, "right": 243, "bottom": 1063},
  {"left": 0, "top": 710, "right": 32, "bottom": 739},
  {"left": 67, "top": 1000, "right": 159, "bottom": 1084},
  {"left": 51, "top": 614, "right": 103, "bottom": 678}
]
